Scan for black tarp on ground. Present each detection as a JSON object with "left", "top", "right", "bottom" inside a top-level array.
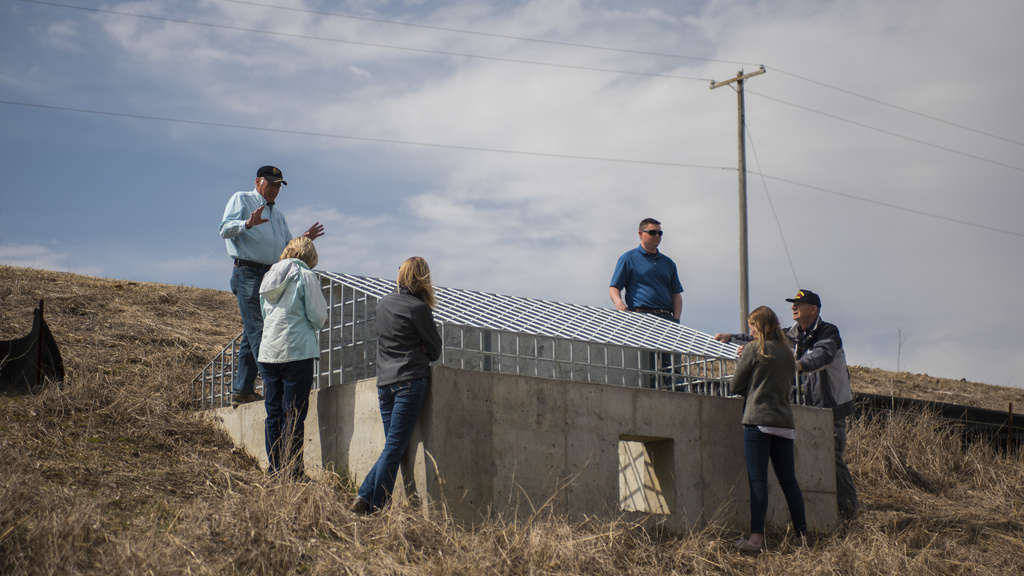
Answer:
[{"left": 0, "top": 300, "right": 64, "bottom": 394}]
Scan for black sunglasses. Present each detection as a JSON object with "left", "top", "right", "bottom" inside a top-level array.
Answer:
[{"left": 641, "top": 229, "right": 664, "bottom": 236}]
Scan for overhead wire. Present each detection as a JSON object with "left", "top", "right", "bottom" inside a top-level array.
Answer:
[
  {"left": 5, "top": 97, "right": 1021, "bottom": 240},
  {"left": 18, "top": 1, "right": 1020, "bottom": 159},
  {"left": 14, "top": 0, "right": 715, "bottom": 82},
  {"left": 748, "top": 89, "right": 1024, "bottom": 174},
  {"left": 0, "top": 99, "right": 733, "bottom": 171},
  {"left": 755, "top": 173, "right": 1024, "bottom": 239},
  {"left": 21, "top": 0, "right": 1020, "bottom": 172},
  {"left": 211, "top": 0, "right": 1023, "bottom": 154},
  {"left": 213, "top": 0, "right": 762, "bottom": 67},
  {"left": 742, "top": 122, "right": 801, "bottom": 288},
  {"left": 771, "top": 67, "right": 1024, "bottom": 148},
  {"left": 9, "top": 0, "right": 1024, "bottom": 239}
]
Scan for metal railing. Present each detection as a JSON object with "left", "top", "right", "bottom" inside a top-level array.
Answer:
[
  {"left": 436, "top": 324, "right": 731, "bottom": 393},
  {"left": 191, "top": 332, "right": 250, "bottom": 409},
  {"left": 191, "top": 277, "right": 734, "bottom": 409}
]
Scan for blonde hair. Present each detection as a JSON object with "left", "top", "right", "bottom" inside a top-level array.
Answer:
[
  {"left": 280, "top": 237, "right": 318, "bottom": 269},
  {"left": 398, "top": 256, "right": 436, "bottom": 309},
  {"left": 748, "top": 305, "right": 793, "bottom": 360}
]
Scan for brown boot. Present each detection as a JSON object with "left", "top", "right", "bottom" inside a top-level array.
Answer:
[
  {"left": 231, "top": 392, "right": 264, "bottom": 408},
  {"left": 349, "top": 497, "right": 370, "bottom": 515}
]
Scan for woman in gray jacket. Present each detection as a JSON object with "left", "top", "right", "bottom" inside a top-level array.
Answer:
[
  {"left": 351, "top": 256, "right": 442, "bottom": 514},
  {"left": 731, "top": 306, "right": 807, "bottom": 553}
]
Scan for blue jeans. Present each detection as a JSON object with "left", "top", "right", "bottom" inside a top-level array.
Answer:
[
  {"left": 743, "top": 425, "right": 807, "bottom": 536},
  {"left": 262, "top": 358, "right": 314, "bottom": 478},
  {"left": 357, "top": 378, "right": 428, "bottom": 512},
  {"left": 230, "top": 265, "right": 267, "bottom": 395}
]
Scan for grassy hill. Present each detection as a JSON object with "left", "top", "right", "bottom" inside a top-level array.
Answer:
[{"left": 2, "top": 264, "right": 1022, "bottom": 575}]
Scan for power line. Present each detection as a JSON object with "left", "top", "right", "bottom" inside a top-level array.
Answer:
[
  {"left": 8, "top": 5, "right": 1024, "bottom": 239},
  {"left": 18, "top": 1, "right": 1018, "bottom": 157},
  {"left": 748, "top": 90, "right": 1024, "bottom": 174},
  {"left": 22, "top": 0, "right": 1023, "bottom": 171},
  {"left": 757, "top": 173, "right": 1024, "bottom": 239},
  {"left": 211, "top": 0, "right": 1024, "bottom": 154},
  {"left": 744, "top": 125, "right": 801, "bottom": 288},
  {"left": 771, "top": 67, "right": 1024, "bottom": 148},
  {"left": 15, "top": 0, "right": 714, "bottom": 82},
  {"left": 0, "top": 99, "right": 731, "bottom": 170},
  {"left": 215, "top": 0, "right": 761, "bottom": 68},
  {"left": 4, "top": 98, "right": 1019, "bottom": 240}
]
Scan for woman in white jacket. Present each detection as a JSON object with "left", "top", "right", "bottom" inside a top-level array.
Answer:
[{"left": 258, "top": 237, "right": 329, "bottom": 479}]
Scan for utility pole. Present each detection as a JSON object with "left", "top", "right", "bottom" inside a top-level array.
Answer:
[{"left": 711, "top": 66, "right": 765, "bottom": 334}]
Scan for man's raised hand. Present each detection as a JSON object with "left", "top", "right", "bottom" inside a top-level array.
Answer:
[
  {"left": 303, "top": 222, "right": 325, "bottom": 241},
  {"left": 246, "top": 206, "right": 269, "bottom": 229}
]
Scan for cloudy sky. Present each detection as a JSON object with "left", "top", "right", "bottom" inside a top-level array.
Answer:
[{"left": 2, "top": 0, "right": 1022, "bottom": 388}]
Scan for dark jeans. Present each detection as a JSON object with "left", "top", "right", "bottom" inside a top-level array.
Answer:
[
  {"left": 743, "top": 425, "right": 807, "bottom": 536},
  {"left": 835, "top": 421, "right": 859, "bottom": 520},
  {"left": 262, "top": 358, "right": 314, "bottom": 478},
  {"left": 230, "top": 265, "right": 267, "bottom": 395},
  {"left": 357, "top": 378, "right": 428, "bottom": 512}
]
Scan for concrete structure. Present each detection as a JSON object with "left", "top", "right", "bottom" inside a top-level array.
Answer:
[{"left": 213, "top": 366, "right": 838, "bottom": 534}]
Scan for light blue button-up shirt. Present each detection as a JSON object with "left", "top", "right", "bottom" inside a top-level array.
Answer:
[{"left": 219, "top": 188, "right": 293, "bottom": 265}]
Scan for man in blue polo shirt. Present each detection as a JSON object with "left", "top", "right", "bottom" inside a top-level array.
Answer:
[
  {"left": 609, "top": 218, "right": 683, "bottom": 323},
  {"left": 219, "top": 165, "right": 325, "bottom": 408},
  {"left": 610, "top": 218, "right": 684, "bottom": 389}
]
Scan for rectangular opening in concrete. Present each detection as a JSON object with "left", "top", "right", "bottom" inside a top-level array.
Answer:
[{"left": 618, "top": 436, "right": 675, "bottom": 515}]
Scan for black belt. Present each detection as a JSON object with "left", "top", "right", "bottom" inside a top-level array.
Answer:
[
  {"left": 234, "top": 259, "right": 271, "bottom": 271},
  {"left": 630, "top": 307, "right": 674, "bottom": 317}
]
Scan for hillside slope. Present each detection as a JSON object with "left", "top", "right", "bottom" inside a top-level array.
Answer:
[{"left": 2, "top": 264, "right": 1022, "bottom": 575}]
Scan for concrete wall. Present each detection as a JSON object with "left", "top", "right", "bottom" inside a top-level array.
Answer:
[{"left": 213, "top": 366, "right": 838, "bottom": 533}]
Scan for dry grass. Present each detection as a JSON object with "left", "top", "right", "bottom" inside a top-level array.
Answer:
[
  {"left": 850, "top": 365, "right": 1024, "bottom": 414},
  {"left": 2, "top": 264, "right": 1023, "bottom": 575}
]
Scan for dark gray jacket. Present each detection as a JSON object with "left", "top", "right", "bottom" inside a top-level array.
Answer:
[
  {"left": 731, "top": 339, "right": 797, "bottom": 429},
  {"left": 787, "top": 317, "right": 854, "bottom": 422},
  {"left": 375, "top": 287, "right": 442, "bottom": 387}
]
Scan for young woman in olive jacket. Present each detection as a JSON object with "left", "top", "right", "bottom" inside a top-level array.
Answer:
[{"left": 731, "top": 306, "right": 808, "bottom": 553}]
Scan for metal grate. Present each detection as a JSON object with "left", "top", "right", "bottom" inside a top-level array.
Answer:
[
  {"left": 191, "top": 272, "right": 740, "bottom": 408},
  {"left": 321, "top": 272, "right": 739, "bottom": 358}
]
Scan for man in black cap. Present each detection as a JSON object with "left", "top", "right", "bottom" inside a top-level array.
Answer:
[
  {"left": 219, "top": 166, "right": 325, "bottom": 408},
  {"left": 715, "top": 289, "right": 858, "bottom": 520}
]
